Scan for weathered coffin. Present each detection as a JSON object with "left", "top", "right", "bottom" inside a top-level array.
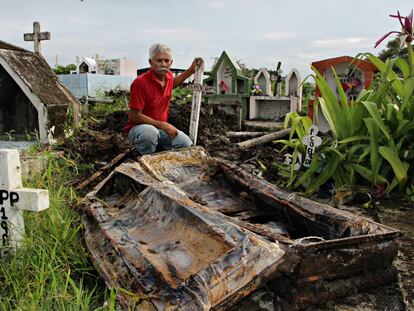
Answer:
[{"left": 83, "top": 147, "right": 401, "bottom": 310}]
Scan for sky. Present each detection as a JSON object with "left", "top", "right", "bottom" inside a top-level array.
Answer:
[{"left": 0, "top": 0, "right": 412, "bottom": 77}]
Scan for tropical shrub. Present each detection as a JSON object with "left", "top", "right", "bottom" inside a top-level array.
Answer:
[{"left": 279, "top": 10, "right": 414, "bottom": 199}]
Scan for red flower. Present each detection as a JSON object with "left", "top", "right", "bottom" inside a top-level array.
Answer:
[{"left": 375, "top": 10, "right": 414, "bottom": 48}]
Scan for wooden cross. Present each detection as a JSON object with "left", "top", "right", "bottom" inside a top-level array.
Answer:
[
  {"left": 189, "top": 58, "right": 205, "bottom": 146},
  {"left": 0, "top": 149, "right": 49, "bottom": 258},
  {"left": 23, "top": 21, "right": 51, "bottom": 54}
]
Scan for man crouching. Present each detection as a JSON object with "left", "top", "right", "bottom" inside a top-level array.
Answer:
[{"left": 124, "top": 43, "right": 197, "bottom": 155}]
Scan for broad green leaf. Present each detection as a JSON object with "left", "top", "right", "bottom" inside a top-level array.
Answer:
[
  {"left": 333, "top": 69, "right": 351, "bottom": 135},
  {"left": 364, "top": 118, "right": 381, "bottom": 185},
  {"left": 326, "top": 147, "right": 346, "bottom": 160},
  {"left": 394, "top": 120, "right": 414, "bottom": 137},
  {"left": 284, "top": 111, "right": 293, "bottom": 129},
  {"left": 338, "top": 136, "right": 370, "bottom": 144},
  {"left": 402, "top": 77, "right": 414, "bottom": 112},
  {"left": 396, "top": 58, "right": 410, "bottom": 79},
  {"left": 307, "top": 153, "right": 341, "bottom": 193},
  {"left": 312, "top": 68, "right": 345, "bottom": 139},
  {"left": 386, "top": 103, "right": 397, "bottom": 121},
  {"left": 378, "top": 146, "right": 408, "bottom": 190},
  {"left": 294, "top": 155, "right": 320, "bottom": 188},
  {"left": 365, "top": 53, "right": 403, "bottom": 98},
  {"left": 362, "top": 101, "right": 390, "bottom": 139},
  {"left": 350, "top": 163, "right": 389, "bottom": 189}
]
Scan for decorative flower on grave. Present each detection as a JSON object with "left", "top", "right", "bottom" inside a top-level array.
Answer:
[
  {"left": 219, "top": 80, "right": 229, "bottom": 94},
  {"left": 250, "top": 84, "right": 262, "bottom": 95},
  {"left": 374, "top": 10, "right": 414, "bottom": 48}
]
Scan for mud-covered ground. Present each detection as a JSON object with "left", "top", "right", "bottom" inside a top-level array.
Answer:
[
  {"left": 67, "top": 101, "right": 282, "bottom": 180},
  {"left": 67, "top": 99, "right": 413, "bottom": 310}
]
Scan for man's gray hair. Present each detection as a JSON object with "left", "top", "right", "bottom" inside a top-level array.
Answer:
[{"left": 149, "top": 43, "right": 172, "bottom": 60}]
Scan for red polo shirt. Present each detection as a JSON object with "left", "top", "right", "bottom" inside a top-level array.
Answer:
[{"left": 124, "top": 69, "right": 174, "bottom": 133}]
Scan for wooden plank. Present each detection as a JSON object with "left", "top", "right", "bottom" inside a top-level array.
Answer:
[
  {"left": 237, "top": 128, "right": 290, "bottom": 149},
  {"left": 189, "top": 58, "right": 204, "bottom": 146},
  {"left": 76, "top": 148, "right": 135, "bottom": 191},
  {"left": 226, "top": 131, "right": 267, "bottom": 138}
]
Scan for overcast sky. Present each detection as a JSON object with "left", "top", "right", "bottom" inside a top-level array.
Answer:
[{"left": 0, "top": 0, "right": 412, "bottom": 77}]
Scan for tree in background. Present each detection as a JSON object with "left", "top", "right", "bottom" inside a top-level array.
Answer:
[
  {"left": 53, "top": 64, "right": 76, "bottom": 75},
  {"left": 377, "top": 37, "right": 413, "bottom": 61}
]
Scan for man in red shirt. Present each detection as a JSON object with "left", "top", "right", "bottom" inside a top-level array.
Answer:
[{"left": 124, "top": 43, "right": 197, "bottom": 154}]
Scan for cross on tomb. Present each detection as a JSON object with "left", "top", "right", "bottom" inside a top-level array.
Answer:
[
  {"left": 23, "top": 21, "right": 51, "bottom": 54},
  {"left": 0, "top": 149, "right": 49, "bottom": 258}
]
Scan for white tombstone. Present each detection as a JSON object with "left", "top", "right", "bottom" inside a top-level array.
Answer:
[
  {"left": 254, "top": 68, "right": 272, "bottom": 96},
  {"left": 0, "top": 149, "right": 49, "bottom": 257},
  {"left": 285, "top": 68, "right": 303, "bottom": 111}
]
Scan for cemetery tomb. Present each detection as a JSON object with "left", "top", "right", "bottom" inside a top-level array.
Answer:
[
  {"left": 83, "top": 147, "right": 401, "bottom": 310},
  {"left": 249, "top": 68, "right": 302, "bottom": 121},
  {"left": 77, "top": 57, "right": 97, "bottom": 74},
  {"left": 0, "top": 40, "right": 80, "bottom": 144},
  {"left": 308, "top": 56, "right": 377, "bottom": 133},
  {"left": 203, "top": 51, "right": 249, "bottom": 122}
]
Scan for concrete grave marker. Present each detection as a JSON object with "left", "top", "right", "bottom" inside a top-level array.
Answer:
[
  {"left": 0, "top": 149, "right": 49, "bottom": 257},
  {"left": 23, "top": 21, "right": 51, "bottom": 54}
]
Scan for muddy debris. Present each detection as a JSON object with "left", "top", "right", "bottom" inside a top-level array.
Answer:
[{"left": 68, "top": 95, "right": 411, "bottom": 310}]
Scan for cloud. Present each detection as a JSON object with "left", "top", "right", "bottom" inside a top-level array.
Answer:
[
  {"left": 311, "top": 37, "right": 372, "bottom": 49},
  {"left": 208, "top": 0, "right": 227, "bottom": 9},
  {"left": 263, "top": 32, "right": 296, "bottom": 40},
  {"left": 138, "top": 28, "right": 205, "bottom": 42}
]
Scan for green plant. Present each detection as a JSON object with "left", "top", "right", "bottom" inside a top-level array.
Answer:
[
  {"left": 278, "top": 10, "right": 414, "bottom": 198},
  {"left": 0, "top": 152, "right": 113, "bottom": 310},
  {"left": 53, "top": 64, "right": 76, "bottom": 75}
]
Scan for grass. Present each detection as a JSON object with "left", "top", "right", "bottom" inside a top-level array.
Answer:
[{"left": 0, "top": 151, "right": 115, "bottom": 310}]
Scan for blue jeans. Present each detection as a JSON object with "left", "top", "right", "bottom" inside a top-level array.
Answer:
[{"left": 128, "top": 124, "right": 193, "bottom": 155}]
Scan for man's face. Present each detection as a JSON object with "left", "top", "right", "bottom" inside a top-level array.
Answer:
[{"left": 149, "top": 51, "right": 173, "bottom": 76}]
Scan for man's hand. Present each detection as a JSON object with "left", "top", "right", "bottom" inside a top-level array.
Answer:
[
  {"left": 189, "top": 57, "right": 203, "bottom": 74},
  {"left": 174, "top": 57, "right": 203, "bottom": 88},
  {"left": 161, "top": 122, "right": 178, "bottom": 138}
]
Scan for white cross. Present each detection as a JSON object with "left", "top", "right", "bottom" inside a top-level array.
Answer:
[
  {"left": 0, "top": 149, "right": 49, "bottom": 257},
  {"left": 302, "top": 125, "right": 322, "bottom": 168},
  {"left": 23, "top": 21, "right": 51, "bottom": 54}
]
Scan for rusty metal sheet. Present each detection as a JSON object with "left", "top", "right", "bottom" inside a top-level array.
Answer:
[
  {"left": 84, "top": 147, "right": 401, "bottom": 310},
  {"left": 83, "top": 159, "right": 289, "bottom": 310}
]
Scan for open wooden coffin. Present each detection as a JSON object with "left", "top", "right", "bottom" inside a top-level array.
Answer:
[{"left": 83, "top": 147, "right": 401, "bottom": 310}]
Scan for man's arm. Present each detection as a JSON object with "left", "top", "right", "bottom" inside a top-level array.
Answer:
[
  {"left": 173, "top": 58, "right": 200, "bottom": 88},
  {"left": 129, "top": 109, "right": 178, "bottom": 138}
]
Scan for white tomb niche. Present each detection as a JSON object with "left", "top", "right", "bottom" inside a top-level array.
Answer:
[
  {"left": 254, "top": 68, "right": 272, "bottom": 96},
  {"left": 325, "top": 63, "right": 364, "bottom": 102},
  {"left": 217, "top": 61, "right": 233, "bottom": 94},
  {"left": 285, "top": 68, "right": 302, "bottom": 112},
  {"left": 249, "top": 67, "right": 302, "bottom": 121},
  {"left": 0, "top": 149, "right": 49, "bottom": 257}
]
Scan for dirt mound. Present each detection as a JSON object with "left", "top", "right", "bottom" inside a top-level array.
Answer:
[{"left": 65, "top": 98, "right": 282, "bottom": 184}]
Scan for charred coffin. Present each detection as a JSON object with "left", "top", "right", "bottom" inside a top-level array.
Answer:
[{"left": 83, "top": 147, "right": 401, "bottom": 310}]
